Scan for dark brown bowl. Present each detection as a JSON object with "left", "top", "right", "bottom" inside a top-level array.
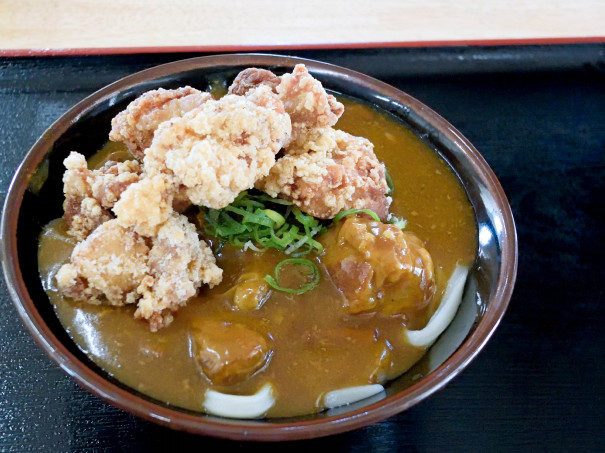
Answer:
[{"left": 0, "top": 54, "right": 517, "bottom": 441}]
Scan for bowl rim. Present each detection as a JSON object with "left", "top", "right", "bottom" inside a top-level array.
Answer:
[{"left": 0, "top": 53, "right": 517, "bottom": 441}]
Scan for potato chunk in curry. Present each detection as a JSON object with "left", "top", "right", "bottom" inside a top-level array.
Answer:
[
  {"left": 190, "top": 319, "right": 271, "bottom": 385},
  {"left": 232, "top": 273, "right": 271, "bottom": 311},
  {"left": 321, "top": 216, "right": 436, "bottom": 315}
]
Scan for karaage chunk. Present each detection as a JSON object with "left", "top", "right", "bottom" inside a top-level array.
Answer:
[
  {"left": 109, "top": 87, "right": 213, "bottom": 159},
  {"left": 136, "top": 214, "right": 222, "bottom": 331},
  {"left": 113, "top": 175, "right": 175, "bottom": 237},
  {"left": 276, "top": 64, "right": 344, "bottom": 139},
  {"left": 258, "top": 128, "right": 391, "bottom": 220},
  {"left": 62, "top": 152, "right": 141, "bottom": 241},
  {"left": 228, "top": 68, "right": 281, "bottom": 96},
  {"left": 56, "top": 213, "right": 222, "bottom": 331},
  {"left": 56, "top": 219, "right": 149, "bottom": 306},
  {"left": 228, "top": 65, "right": 344, "bottom": 142},
  {"left": 143, "top": 85, "right": 291, "bottom": 209}
]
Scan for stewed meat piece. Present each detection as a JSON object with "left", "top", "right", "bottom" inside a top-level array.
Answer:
[
  {"left": 190, "top": 319, "right": 271, "bottom": 385},
  {"left": 321, "top": 216, "right": 436, "bottom": 315}
]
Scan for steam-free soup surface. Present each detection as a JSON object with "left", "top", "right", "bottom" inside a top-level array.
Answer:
[{"left": 38, "top": 96, "right": 477, "bottom": 417}]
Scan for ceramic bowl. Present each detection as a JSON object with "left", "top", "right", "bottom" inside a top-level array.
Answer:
[{"left": 1, "top": 54, "right": 517, "bottom": 440}]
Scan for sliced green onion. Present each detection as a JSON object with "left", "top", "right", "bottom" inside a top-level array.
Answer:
[
  {"left": 308, "top": 237, "right": 324, "bottom": 253},
  {"left": 232, "top": 191, "right": 249, "bottom": 204},
  {"left": 224, "top": 205, "right": 249, "bottom": 217},
  {"left": 263, "top": 209, "right": 285, "bottom": 228},
  {"left": 231, "top": 236, "right": 246, "bottom": 247},
  {"left": 284, "top": 234, "right": 310, "bottom": 255},
  {"left": 257, "top": 194, "right": 293, "bottom": 206},
  {"left": 202, "top": 191, "right": 325, "bottom": 256},
  {"left": 332, "top": 208, "right": 381, "bottom": 223},
  {"left": 384, "top": 166, "right": 394, "bottom": 196},
  {"left": 270, "top": 226, "right": 296, "bottom": 248},
  {"left": 292, "top": 208, "right": 314, "bottom": 227},
  {"left": 387, "top": 216, "right": 407, "bottom": 229},
  {"left": 213, "top": 212, "right": 247, "bottom": 236},
  {"left": 264, "top": 258, "right": 320, "bottom": 295},
  {"left": 291, "top": 249, "right": 312, "bottom": 258}
]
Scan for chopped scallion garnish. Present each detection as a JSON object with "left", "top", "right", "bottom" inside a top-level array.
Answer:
[
  {"left": 387, "top": 216, "right": 407, "bottom": 229},
  {"left": 385, "top": 166, "right": 394, "bottom": 196},
  {"left": 332, "top": 208, "right": 407, "bottom": 230},
  {"left": 332, "top": 208, "right": 381, "bottom": 223},
  {"left": 263, "top": 209, "right": 286, "bottom": 227},
  {"left": 202, "top": 191, "right": 325, "bottom": 256},
  {"left": 264, "top": 258, "right": 320, "bottom": 295}
]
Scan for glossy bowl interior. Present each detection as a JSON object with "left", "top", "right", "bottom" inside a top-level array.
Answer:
[{"left": 1, "top": 54, "right": 517, "bottom": 441}]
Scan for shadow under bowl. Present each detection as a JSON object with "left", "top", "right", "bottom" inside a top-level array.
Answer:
[{"left": 1, "top": 54, "right": 517, "bottom": 441}]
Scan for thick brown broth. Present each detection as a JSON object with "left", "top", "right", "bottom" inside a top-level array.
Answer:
[
  {"left": 38, "top": 95, "right": 477, "bottom": 417},
  {"left": 337, "top": 99, "right": 477, "bottom": 314}
]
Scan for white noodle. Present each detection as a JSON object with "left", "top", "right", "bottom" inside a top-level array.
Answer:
[
  {"left": 406, "top": 265, "right": 469, "bottom": 347},
  {"left": 203, "top": 383, "right": 275, "bottom": 419},
  {"left": 323, "top": 384, "right": 385, "bottom": 409}
]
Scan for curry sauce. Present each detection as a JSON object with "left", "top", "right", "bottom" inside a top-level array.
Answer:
[{"left": 38, "top": 96, "right": 477, "bottom": 417}]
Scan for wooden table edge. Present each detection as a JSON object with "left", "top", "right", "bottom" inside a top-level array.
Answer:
[{"left": 2, "top": 36, "right": 604, "bottom": 57}]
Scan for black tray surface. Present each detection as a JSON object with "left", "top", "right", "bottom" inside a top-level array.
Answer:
[{"left": 1, "top": 45, "right": 603, "bottom": 451}]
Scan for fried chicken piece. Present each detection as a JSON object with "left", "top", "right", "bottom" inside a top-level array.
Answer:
[
  {"left": 56, "top": 219, "right": 149, "bottom": 306},
  {"left": 63, "top": 197, "right": 112, "bottom": 244},
  {"left": 228, "top": 68, "right": 281, "bottom": 96},
  {"left": 321, "top": 216, "right": 436, "bottom": 316},
  {"left": 109, "top": 87, "right": 213, "bottom": 159},
  {"left": 228, "top": 65, "right": 344, "bottom": 142},
  {"left": 113, "top": 176, "right": 192, "bottom": 236},
  {"left": 136, "top": 213, "right": 222, "bottom": 331},
  {"left": 113, "top": 175, "right": 175, "bottom": 237},
  {"left": 62, "top": 152, "right": 142, "bottom": 241},
  {"left": 143, "top": 85, "right": 291, "bottom": 209},
  {"left": 56, "top": 214, "right": 222, "bottom": 331},
  {"left": 257, "top": 128, "right": 391, "bottom": 220},
  {"left": 276, "top": 65, "right": 344, "bottom": 138}
]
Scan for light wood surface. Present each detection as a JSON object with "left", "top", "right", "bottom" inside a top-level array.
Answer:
[{"left": 1, "top": 0, "right": 603, "bottom": 55}]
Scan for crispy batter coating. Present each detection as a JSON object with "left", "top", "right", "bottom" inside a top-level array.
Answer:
[
  {"left": 109, "top": 87, "right": 213, "bottom": 159},
  {"left": 56, "top": 214, "right": 222, "bottom": 331},
  {"left": 62, "top": 152, "right": 142, "bottom": 241},
  {"left": 276, "top": 64, "right": 344, "bottom": 140},
  {"left": 228, "top": 68, "right": 281, "bottom": 96},
  {"left": 257, "top": 128, "right": 391, "bottom": 220},
  {"left": 143, "top": 85, "right": 291, "bottom": 209},
  {"left": 113, "top": 175, "right": 175, "bottom": 237},
  {"left": 136, "top": 214, "right": 222, "bottom": 331},
  {"left": 228, "top": 65, "right": 344, "bottom": 142},
  {"left": 56, "top": 219, "right": 150, "bottom": 306}
]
